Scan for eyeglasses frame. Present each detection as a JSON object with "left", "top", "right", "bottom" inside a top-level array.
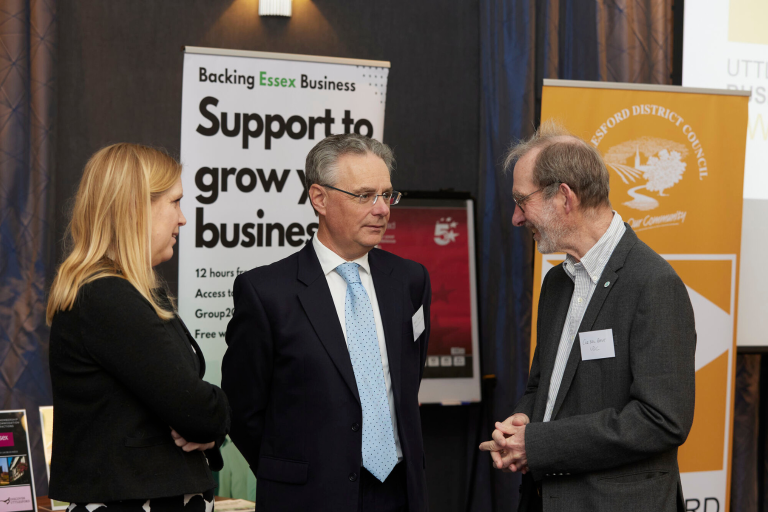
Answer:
[
  {"left": 323, "top": 184, "right": 402, "bottom": 206},
  {"left": 512, "top": 182, "right": 563, "bottom": 213}
]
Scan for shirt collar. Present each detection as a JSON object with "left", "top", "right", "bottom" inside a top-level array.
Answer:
[
  {"left": 564, "top": 212, "right": 625, "bottom": 284},
  {"left": 312, "top": 235, "right": 371, "bottom": 277}
]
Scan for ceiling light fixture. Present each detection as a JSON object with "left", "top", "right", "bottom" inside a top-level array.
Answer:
[{"left": 259, "top": 0, "right": 292, "bottom": 17}]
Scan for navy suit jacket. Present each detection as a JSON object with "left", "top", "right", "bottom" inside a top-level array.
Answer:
[{"left": 222, "top": 242, "right": 431, "bottom": 512}]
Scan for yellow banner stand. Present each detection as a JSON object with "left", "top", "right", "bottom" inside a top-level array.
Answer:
[{"left": 535, "top": 80, "right": 749, "bottom": 511}]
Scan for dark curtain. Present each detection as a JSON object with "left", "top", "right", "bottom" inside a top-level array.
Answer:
[
  {"left": 0, "top": 0, "right": 56, "bottom": 496},
  {"left": 471, "top": 0, "right": 536, "bottom": 511},
  {"left": 731, "top": 353, "right": 768, "bottom": 512},
  {"left": 471, "top": 1, "right": 671, "bottom": 510},
  {"left": 761, "top": 357, "right": 768, "bottom": 512},
  {"left": 732, "top": 354, "right": 761, "bottom": 512}
]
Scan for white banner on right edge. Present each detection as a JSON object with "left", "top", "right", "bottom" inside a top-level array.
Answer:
[{"left": 683, "top": 0, "right": 768, "bottom": 348}]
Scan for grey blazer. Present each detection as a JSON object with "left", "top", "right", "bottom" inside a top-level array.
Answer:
[{"left": 515, "top": 225, "right": 696, "bottom": 512}]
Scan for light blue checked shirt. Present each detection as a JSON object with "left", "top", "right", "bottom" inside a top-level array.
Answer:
[{"left": 543, "top": 212, "right": 626, "bottom": 422}]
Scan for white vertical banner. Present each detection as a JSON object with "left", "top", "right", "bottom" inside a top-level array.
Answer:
[
  {"left": 683, "top": 0, "right": 768, "bottom": 348},
  {"left": 179, "top": 48, "right": 390, "bottom": 385}
]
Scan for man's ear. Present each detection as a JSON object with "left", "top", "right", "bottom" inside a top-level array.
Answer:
[
  {"left": 309, "top": 184, "right": 328, "bottom": 216},
  {"left": 560, "top": 183, "right": 579, "bottom": 213}
]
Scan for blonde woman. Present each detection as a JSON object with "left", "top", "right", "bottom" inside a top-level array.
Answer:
[{"left": 47, "top": 144, "right": 229, "bottom": 512}]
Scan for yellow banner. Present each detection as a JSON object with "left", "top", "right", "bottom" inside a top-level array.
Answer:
[{"left": 536, "top": 81, "right": 748, "bottom": 511}]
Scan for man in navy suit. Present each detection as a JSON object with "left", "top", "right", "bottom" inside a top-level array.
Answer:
[{"left": 222, "top": 134, "right": 431, "bottom": 512}]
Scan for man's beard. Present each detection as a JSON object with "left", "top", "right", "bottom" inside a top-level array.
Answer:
[{"left": 529, "top": 202, "right": 569, "bottom": 254}]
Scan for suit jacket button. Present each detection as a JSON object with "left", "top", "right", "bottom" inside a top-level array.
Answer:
[
  {"left": 349, "top": 472, "right": 358, "bottom": 482},
  {"left": 352, "top": 423, "right": 360, "bottom": 432}
]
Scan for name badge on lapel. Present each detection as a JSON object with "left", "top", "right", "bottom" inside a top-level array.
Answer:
[
  {"left": 412, "top": 305, "right": 425, "bottom": 342},
  {"left": 578, "top": 329, "right": 616, "bottom": 361}
]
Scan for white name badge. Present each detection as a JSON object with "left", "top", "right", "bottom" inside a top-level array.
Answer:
[
  {"left": 412, "top": 305, "right": 425, "bottom": 342},
  {"left": 578, "top": 328, "right": 616, "bottom": 361}
]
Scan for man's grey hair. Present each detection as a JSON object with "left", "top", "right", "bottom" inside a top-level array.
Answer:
[
  {"left": 503, "top": 120, "right": 611, "bottom": 210},
  {"left": 304, "top": 134, "right": 395, "bottom": 214}
]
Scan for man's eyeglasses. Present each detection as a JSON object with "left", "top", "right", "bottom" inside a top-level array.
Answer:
[
  {"left": 324, "top": 185, "right": 402, "bottom": 206},
  {"left": 512, "top": 182, "right": 561, "bottom": 213}
]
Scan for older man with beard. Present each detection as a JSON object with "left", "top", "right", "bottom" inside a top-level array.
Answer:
[{"left": 480, "top": 121, "right": 696, "bottom": 512}]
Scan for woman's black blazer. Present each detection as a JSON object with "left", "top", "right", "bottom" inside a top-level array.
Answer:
[{"left": 48, "top": 276, "right": 230, "bottom": 503}]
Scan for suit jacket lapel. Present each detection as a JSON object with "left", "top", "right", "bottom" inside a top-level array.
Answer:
[
  {"left": 369, "top": 250, "right": 402, "bottom": 408},
  {"left": 533, "top": 268, "right": 573, "bottom": 423},
  {"left": 549, "top": 225, "right": 639, "bottom": 420},
  {"left": 174, "top": 315, "right": 205, "bottom": 378},
  {"left": 296, "top": 243, "right": 361, "bottom": 405},
  {"left": 155, "top": 288, "right": 204, "bottom": 376},
  {"left": 548, "top": 268, "right": 617, "bottom": 420}
]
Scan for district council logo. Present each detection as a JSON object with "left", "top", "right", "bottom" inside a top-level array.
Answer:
[
  {"left": 589, "top": 104, "right": 709, "bottom": 232},
  {"left": 605, "top": 137, "right": 688, "bottom": 211}
]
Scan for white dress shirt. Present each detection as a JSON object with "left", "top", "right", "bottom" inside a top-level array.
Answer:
[
  {"left": 542, "top": 212, "right": 626, "bottom": 422},
  {"left": 312, "top": 235, "right": 403, "bottom": 460}
]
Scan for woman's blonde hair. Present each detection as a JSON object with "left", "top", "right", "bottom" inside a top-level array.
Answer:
[{"left": 46, "top": 143, "right": 182, "bottom": 324}]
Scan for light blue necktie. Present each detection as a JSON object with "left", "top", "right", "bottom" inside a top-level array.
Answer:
[{"left": 335, "top": 262, "right": 398, "bottom": 482}]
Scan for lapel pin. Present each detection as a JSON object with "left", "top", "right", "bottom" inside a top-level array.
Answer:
[{"left": 604, "top": 281, "right": 610, "bottom": 288}]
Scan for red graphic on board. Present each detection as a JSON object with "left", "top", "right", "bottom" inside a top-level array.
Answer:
[
  {"left": 379, "top": 207, "right": 472, "bottom": 359},
  {"left": 0, "top": 434, "right": 12, "bottom": 448}
]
